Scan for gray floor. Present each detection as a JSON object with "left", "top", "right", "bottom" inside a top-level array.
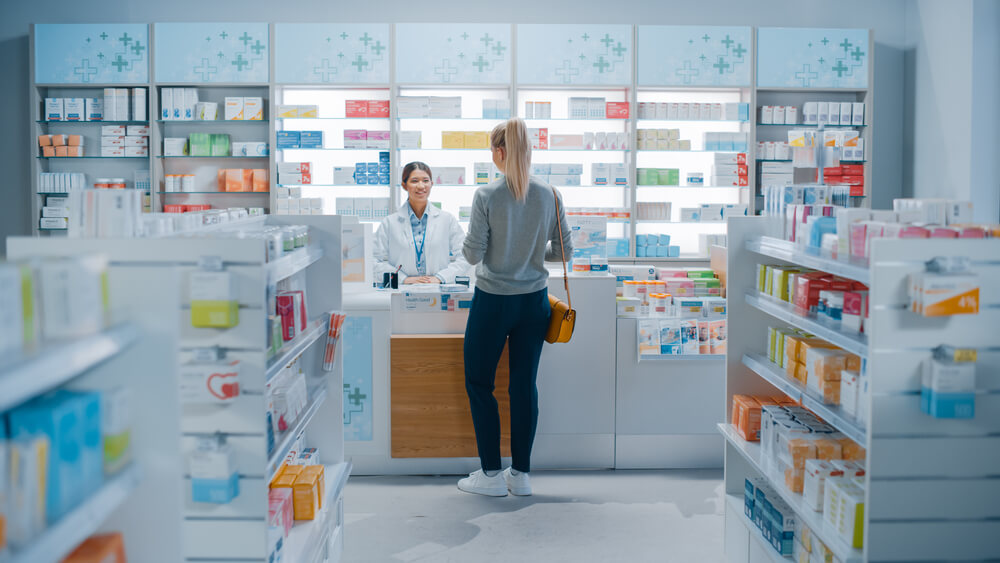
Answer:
[{"left": 342, "top": 469, "right": 726, "bottom": 563}]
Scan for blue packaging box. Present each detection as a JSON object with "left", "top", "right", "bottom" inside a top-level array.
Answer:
[
  {"left": 276, "top": 131, "right": 300, "bottom": 149},
  {"left": 10, "top": 393, "right": 86, "bottom": 523},
  {"left": 636, "top": 246, "right": 647, "bottom": 258},
  {"left": 367, "top": 162, "right": 380, "bottom": 173},
  {"left": 378, "top": 163, "right": 391, "bottom": 174},
  {"left": 739, "top": 103, "right": 750, "bottom": 122},
  {"left": 655, "top": 246, "right": 668, "bottom": 257},
  {"left": 378, "top": 173, "right": 391, "bottom": 185},
  {"left": 298, "top": 130, "right": 324, "bottom": 148},
  {"left": 922, "top": 388, "right": 975, "bottom": 418},
  {"left": 658, "top": 234, "right": 670, "bottom": 246},
  {"left": 668, "top": 246, "right": 680, "bottom": 257},
  {"left": 379, "top": 151, "right": 390, "bottom": 163},
  {"left": 355, "top": 162, "right": 367, "bottom": 171},
  {"left": 192, "top": 472, "right": 240, "bottom": 504},
  {"left": 367, "top": 174, "right": 379, "bottom": 184},
  {"left": 636, "top": 234, "right": 648, "bottom": 247},
  {"left": 354, "top": 174, "right": 368, "bottom": 185},
  {"left": 59, "top": 390, "right": 104, "bottom": 497}
]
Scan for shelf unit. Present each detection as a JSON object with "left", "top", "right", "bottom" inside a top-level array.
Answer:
[
  {"left": 28, "top": 83, "right": 153, "bottom": 235},
  {"left": 724, "top": 216, "right": 1000, "bottom": 563},
  {"left": 152, "top": 84, "right": 272, "bottom": 212}
]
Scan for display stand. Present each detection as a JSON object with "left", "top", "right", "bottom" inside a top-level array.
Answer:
[
  {"left": 723, "top": 216, "right": 1000, "bottom": 563},
  {"left": 7, "top": 215, "right": 347, "bottom": 563}
]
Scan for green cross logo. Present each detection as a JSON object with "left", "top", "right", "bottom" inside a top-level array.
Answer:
[
  {"left": 111, "top": 54, "right": 129, "bottom": 71},
  {"left": 733, "top": 43, "right": 746, "bottom": 58},
  {"left": 721, "top": 34, "right": 734, "bottom": 50},
  {"left": 492, "top": 41, "right": 506, "bottom": 56},
  {"left": 851, "top": 46, "right": 865, "bottom": 62},
  {"left": 359, "top": 32, "right": 373, "bottom": 46},
  {"left": 118, "top": 32, "right": 132, "bottom": 46},
  {"left": 74, "top": 59, "right": 98, "bottom": 81},
  {"left": 371, "top": 40, "right": 386, "bottom": 56},
  {"left": 232, "top": 53, "right": 249, "bottom": 71},
  {"left": 840, "top": 39, "right": 852, "bottom": 52},
  {"left": 348, "top": 387, "right": 367, "bottom": 406},
  {"left": 795, "top": 63, "right": 819, "bottom": 86},
  {"left": 831, "top": 60, "right": 849, "bottom": 77},
  {"left": 100, "top": 32, "right": 108, "bottom": 40},
  {"left": 480, "top": 33, "right": 493, "bottom": 47},
  {"left": 702, "top": 34, "right": 711, "bottom": 43},
  {"left": 612, "top": 42, "right": 626, "bottom": 57},
  {"left": 194, "top": 58, "right": 218, "bottom": 80},
  {"left": 131, "top": 41, "right": 145, "bottom": 57},
  {"left": 313, "top": 58, "right": 337, "bottom": 81},
  {"left": 675, "top": 60, "right": 700, "bottom": 84},
  {"left": 581, "top": 33, "right": 590, "bottom": 41},
  {"left": 473, "top": 54, "right": 490, "bottom": 72},
  {"left": 352, "top": 54, "right": 369, "bottom": 71},
  {"left": 219, "top": 31, "right": 228, "bottom": 40},
  {"left": 600, "top": 34, "right": 614, "bottom": 49},
  {"left": 821, "top": 37, "right": 829, "bottom": 46},
  {"left": 713, "top": 57, "right": 730, "bottom": 74},
  {"left": 593, "top": 55, "right": 610, "bottom": 73},
  {"left": 238, "top": 32, "right": 252, "bottom": 46},
  {"left": 340, "top": 32, "right": 348, "bottom": 40},
  {"left": 251, "top": 40, "right": 265, "bottom": 55},
  {"left": 461, "top": 32, "right": 469, "bottom": 40}
]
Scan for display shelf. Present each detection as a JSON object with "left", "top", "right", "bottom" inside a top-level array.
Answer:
[
  {"left": 282, "top": 462, "right": 351, "bottom": 563},
  {"left": 156, "top": 120, "right": 269, "bottom": 124},
  {"left": 36, "top": 156, "right": 148, "bottom": 160},
  {"left": 266, "top": 316, "right": 329, "bottom": 384},
  {"left": 636, "top": 219, "right": 729, "bottom": 225},
  {"left": 746, "top": 236, "right": 870, "bottom": 285},
  {"left": 10, "top": 464, "right": 141, "bottom": 563},
  {"left": 637, "top": 149, "right": 738, "bottom": 153},
  {"left": 161, "top": 191, "right": 269, "bottom": 195},
  {"left": 638, "top": 119, "right": 749, "bottom": 124},
  {"left": 158, "top": 155, "right": 268, "bottom": 159},
  {"left": 276, "top": 184, "right": 389, "bottom": 188},
  {"left": 522, "top": 118, "right": 630, "bottom": 122},
  {"left": 840, "top": 160, "right": 867, "bottom": 164},
  {"left": 395, "top": 116, "right": 503, "bottom": 120},
  {"left": 756, "top": 123, "right": 865, "bottom": 128},
  {"left": 756, "top": 159, "right": 792, "bottom": 162},
  {"left": 267, "top": 387, "right": 328, "bottom": 481},
  {"left": 744, "top": 292, "right": 868, "bottom": 357},
  {"left": 742, "top": 353, "right": 866, "bottom": 444},
  {"left": 0, "top": 323, "right": 138, "bottom": 412},
  {"left": 38, "top": 227, "right": 68, "bottom": 231},
  {"left": 611, "top": 255, "right": 710, "bottom": 262},
  {"left": 266, "top": 245, "right": 325, "bottom": 285},
  {"left": 636, "top": 185, "right": 747, "bottom": 190},
  {"left": 719, "top": 423, "right": 863, "bottom": 563},
  {"left": 37, "top": 120, "right": 149, "bottom": 125},
  {"left": 279, "top": 117, "right": 389, "bottom": 121},
  {"left": 639, "top": 354, "right": 725, "bottom": 362},
  {"left": 277, "top": 148, "right": 387, "bottom": 152},
  {"left": 724, "top": 494, "right": 787, "bottom": 563}
]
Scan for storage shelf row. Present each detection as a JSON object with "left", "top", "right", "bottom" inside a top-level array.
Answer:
[
  {"left": 742, "top": 352, "right": 866, "bottom": 444},
  {"left": 266, "top": 315, "right": 329, "bottom": 383},
  {"left": 746, "top": 236, "right": 870, "bottom": 285},
  {"left": 267, "top": 387, "right": 329, "bottom": 481},
  {"left": 9, "top": 465, "right": 141, "bottom": 563},
  {"left": 744, "top": 291, "right": 868, "bottom": 357},
  {"left": 283, "top": 462, "right": 351, "bottom": 563},
  {"left": 719, "top": 423, "right": 863, "bottom": 563},
  {"left": 0, "top": 323, "right": 139, "bottom": 412}
]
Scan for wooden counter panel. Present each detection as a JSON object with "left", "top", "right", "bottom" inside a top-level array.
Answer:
[{"left": 390, "top": 334, "right": 511, "bottom": 458}]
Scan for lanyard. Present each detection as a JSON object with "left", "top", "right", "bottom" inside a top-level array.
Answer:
[{"left": 411, "top": 220, "right": 426, "bottom": 268}]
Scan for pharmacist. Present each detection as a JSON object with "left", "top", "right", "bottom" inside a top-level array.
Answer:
[{"left": 374, "top": 162, "right": 470, "bottom": 284}]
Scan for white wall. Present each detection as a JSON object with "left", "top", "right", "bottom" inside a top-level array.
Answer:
[
  {"left": 0, "top": 0, "right": 910, "bottom": 245},
  {"left": 905, "top": 0, "right": 1000, "bottom": 222}
]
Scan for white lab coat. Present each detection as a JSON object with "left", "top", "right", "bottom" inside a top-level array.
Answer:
[{"left": 373, "top": 203, "right": 471, "bottom": 283}]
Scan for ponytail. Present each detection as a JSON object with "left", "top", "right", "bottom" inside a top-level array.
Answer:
[{"left": 490, "top": 118, "right": 531, "bottom": 202}]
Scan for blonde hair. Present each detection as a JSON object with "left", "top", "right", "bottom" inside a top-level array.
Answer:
[{"left": 490, "top": 118, "right": 531, "bottom": 202}]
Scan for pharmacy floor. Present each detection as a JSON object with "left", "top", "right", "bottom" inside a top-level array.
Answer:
[{"left": 342, "top": 469, "right": 725, "bottom": 562}]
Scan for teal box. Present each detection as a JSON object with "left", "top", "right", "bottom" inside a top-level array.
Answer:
[
  {"left": 636, "top": 234, "right": 648, "bottom": 246},
  {"left": 739, "top": 103, "right": 750, "bottom": 121},
  {"left": 922, "top": 388, "right": 975, "bottom": 419},
  {"left": 9, "top": 393, "right": 85, "bottom": 523},
  {"left": 298, "top": 130, "right": 324, "bottom": 148},
  {"left": 276, "top": 131, "right": 300, "bottom": 149},
  {"left": 379, "top": 151, "right": 390, "bottom": 163},
  {"left": 54, "top": 390, "right": 104, "bottom": 496},
  {"left": 656, "top": 246, "right": 668, "bottom": 257},
  {"left": 658, "top": 234, "right": 671, "bottom": 246},
  {"left": 192, "top": 472, "right": 240, "bottom": 504},
  {"left": 668, "top": 246, "right": 680, "bottom": 257},
  {"left": 637, "top": 246, "right": 647, "bottom": 258}
]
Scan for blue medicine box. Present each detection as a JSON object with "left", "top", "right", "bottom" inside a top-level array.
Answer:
[
  {"left": 379, "top": 151, "right": 390, "bottom": 163},
  {"left": 276, "top": 131, "right": 300, "bottom": 149},
  {"left": 636, "top": 246, "right": 647, "bottom": 258},
  {"left": 298, "top": 131, "right": 323, "bottom": 148},
  {"left": 658, "top": 234, "right": 670, "bottom": 246},
  {"left": 367, "top": 174, "right": 379, "bottom": 184},
  {"left": 378, "top": 163, "right": 391, "bottom": 174},
  {"left": 192, "top": 472, "right": 240, "bottom": 504},
  {"left": 378, "top": 173, "right": 391, "bottom": 185},
  {"left": 354, "top": 174, "right": 368, "bottom": 185}
]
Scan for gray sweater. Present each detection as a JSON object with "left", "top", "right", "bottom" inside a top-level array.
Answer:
[{"left": 463, "top": 176, "right": 573, "bottom": 295}]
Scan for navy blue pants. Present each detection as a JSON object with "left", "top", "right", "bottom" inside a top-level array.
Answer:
[{"left": 464, "top": 287, "right": 549, "bottom": 473}]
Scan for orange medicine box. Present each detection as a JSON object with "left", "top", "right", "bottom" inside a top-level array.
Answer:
[
  {"left": 55, "top": 146, "right": 69, "bottom": 157},
  {"left": 62, "top": 532, "right": 127, "bottom": 563},
  {"left": 797, "top": 338, "right": 838, "bottom": 363},
  {"left": 301, "top": 465, "right": 326, "bottom": 509},
  {"left": 252, "top": 169, "right": 268, "bottom": 192},
  {"left": 51, "top": 134, "right": 67, "bottom": 146},
  {"left": 839, "top": 439, "right": 866, "bottom": 461},
  {"left": 292, "top": 469, "right": 320, "bottom": 520},
  {"left": 271, "top": 472, "right": 297, "bottom": 490},
  {"left": 42, "top": 146, "right": 56, "bottom": 157},
  {"left": 814, "top": 438, "right": 843, "bottom": 460},
  {"left": 732, "top": 395, "right": 762, "bottom": 441},
  {"left": 38, "top": 134, "right": 52, "bottom": 146},
  {"left": 68, "top": 134, "right": 83, "bottom": 146}
]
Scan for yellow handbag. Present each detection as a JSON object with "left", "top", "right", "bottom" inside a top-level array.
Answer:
[{"left": 545, "top": 188, "right": 576, "bottom": 344}]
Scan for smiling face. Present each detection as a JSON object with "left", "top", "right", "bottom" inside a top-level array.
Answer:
[{"left": 403, "top": 168, "right": 432, "bottom": 205}]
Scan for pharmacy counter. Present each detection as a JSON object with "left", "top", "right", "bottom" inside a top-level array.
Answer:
[{"left": 343, "top": 273, "right": 617, "bottom": 475}]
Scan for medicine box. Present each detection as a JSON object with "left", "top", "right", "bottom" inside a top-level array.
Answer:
[
  {"left": 224, "top": 97, "right": 244, "bottom": 120},
  {"left": 243, "top": 97, "right": 264, "bottom": 120}
]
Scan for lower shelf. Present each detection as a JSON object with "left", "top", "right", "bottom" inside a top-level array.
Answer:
[
  {"left": 283, "top": 462, "right": 351, "bottom": 563},
  {"left": 11, "top": 464, "right": 141, "bottom": 563},
  {"left": 725, "top": 493, "right": 788, "bottom": 562},
  {"left": 718, "top": 423, "right": 862, "bottom": 563}
]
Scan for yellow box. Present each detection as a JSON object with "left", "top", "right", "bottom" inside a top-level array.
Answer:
[
  {"left": 276, "top": 105, "right": 298, "bottom": 118},
  {"left": 292, "top": 470, "right": 320, "bottom": 520},
  {"left": 297, "top": 105, "right": 318, "bottom": 118},
  {"left": 441, "top": 131, "right": 466, "bottom": 149},
  {"left": 190, "top": 300, "right": 239, "bottom": 328},
  {"left": 300, "top": 465, "right": 325, "bottom": 509},
  {"left": 270, "top": 473, "right": 296, "bottom": 490},
  {"left": 464, "top": 131, "right": 489, "bottom": 149}
]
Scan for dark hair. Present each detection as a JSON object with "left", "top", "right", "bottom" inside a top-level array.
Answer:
[{"left": 401, "top": 161, "right": 432, "bottom": 185}]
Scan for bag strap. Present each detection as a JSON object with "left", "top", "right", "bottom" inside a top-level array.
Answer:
[{"left": 553, "top": 187, "right": 571, "bottom": 310}]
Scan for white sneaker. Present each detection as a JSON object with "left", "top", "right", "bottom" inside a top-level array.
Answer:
[
  {"left": 457, "top": 470, "right": 508, "bottom": 497},
  {"left": 503, "top": 467, "right": 532, "bottom": 496}
]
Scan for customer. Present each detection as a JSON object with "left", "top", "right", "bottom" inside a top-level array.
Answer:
[
  {"left": 373, "top": 161, "right": 470, "bottom": 284},
  {"left": 458, "top": 117, "right": 572, "bottom": 497}
]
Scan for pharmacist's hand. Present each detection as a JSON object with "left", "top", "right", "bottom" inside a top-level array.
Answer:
[
  {"left": 420, "top": 276, "right": 441, "bottom": 284},
  {"left": 403, "top": 276, "right": 423, "bottom": 284}
]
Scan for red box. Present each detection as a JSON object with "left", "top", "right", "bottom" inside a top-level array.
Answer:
[
  {"left": 284, "top": 289, "right": 308, "bottom": 331},
  {"left": 606, "top": 102, "right": 629, "bottom": 119},
  {"left": 187, "top": 204, "right": 212, "bottom": 212},
  {"left": 529, "top": 127, "right": 548, "bottom": 150},
  {"left": 841, "top": 175, "right": 865, "bottom": 186},
  {"left": 368, "top": 100, "right": 390, "bottom": 118},
  {"left": 277, "top": 295, "right": 296, "bottom": 341},
  {"left": 793, "top": 272, "right": 832, "bottom": 313},
  {"left": 849, "top": 185, "right": 865, "bottom": 197},
  {"left": 823, "top": 166, "right": 842, "bottom": 177},
  {"left": 736, "top": 153, "right": 747, "bottom": 165},
  {"left": 841, "top": 164, "right": 864, "bottom": 175},
  {"left": 164, "top": 204, "right": 185, "bottom": 213},
  {"left": 345, "top": 100, "right": 369, "bottom": 118},
  {"left": 735, "top": 164, "right": 749, "bottom": 177}
]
